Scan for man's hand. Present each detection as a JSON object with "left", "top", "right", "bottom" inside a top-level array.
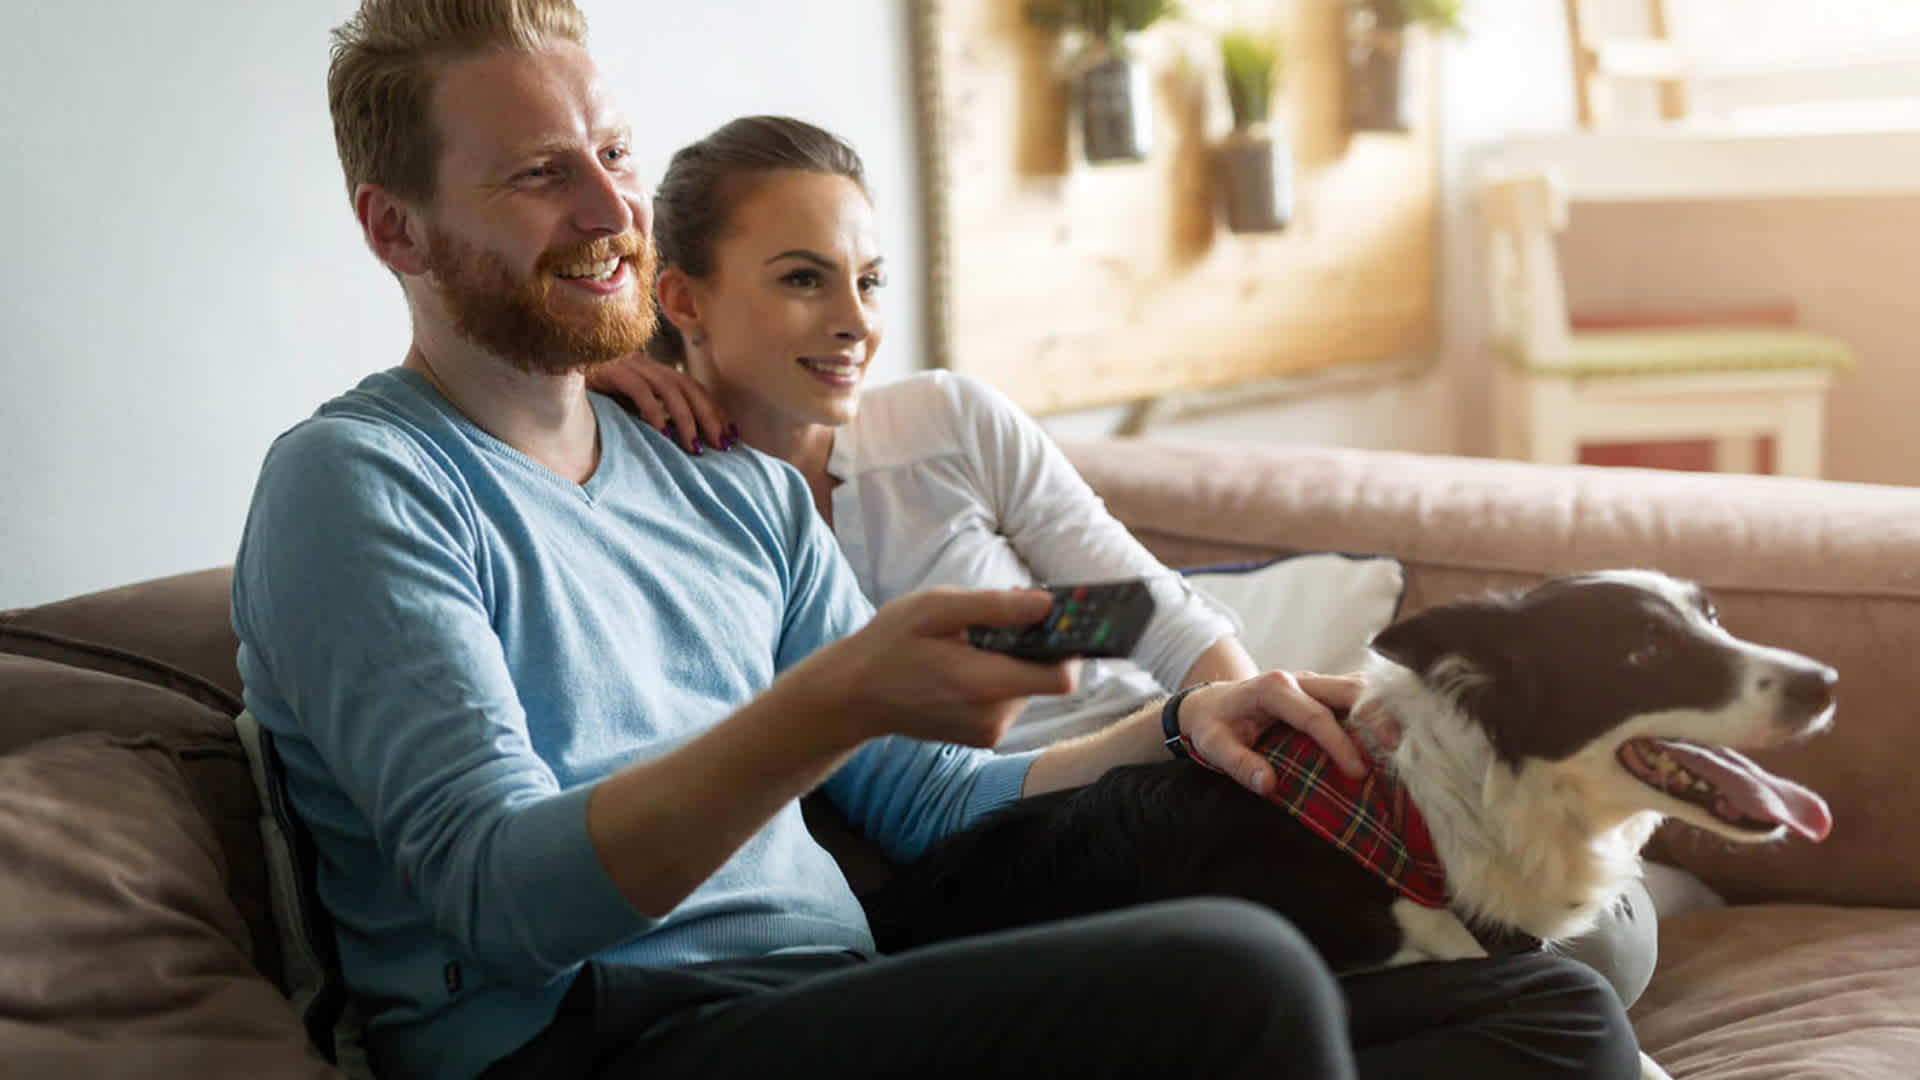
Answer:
[
  {"left": 1178, "top": 672, "right": 1368, "bottom": 797},
  {"left": 792, "top": 587, "right": 1078, "bottom": 750},
  {"left": 588, "top": 353, "right": 734, "bottom": 454}
]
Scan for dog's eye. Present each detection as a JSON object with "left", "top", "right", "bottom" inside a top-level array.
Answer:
[{"left": 1701, "top": 599, "right": 1719, "bottom": 625}]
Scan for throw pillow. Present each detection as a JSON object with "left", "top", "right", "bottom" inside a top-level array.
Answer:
[
  {"left": 0, "top": 732, "right": 341, "bottom": 1079},
  {"left": 234, "top": 711, "right": 375, "bottom": 1080},
  {"left": 1182, "top": 552, "right": 1407, "bottom": 676}
]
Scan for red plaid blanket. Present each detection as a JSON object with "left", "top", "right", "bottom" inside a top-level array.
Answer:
[{"left": 1256, "top": 722, "right": 1449, "bottom": 908}]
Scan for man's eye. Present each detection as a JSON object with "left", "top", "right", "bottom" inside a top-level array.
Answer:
[
  {"left": 516, "top": 165, "right": 556, "bottom": 182},
  {"left": 602, "top": 145, "right": 630, "bottom": 165}
]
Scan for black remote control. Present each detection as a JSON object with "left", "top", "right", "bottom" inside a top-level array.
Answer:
[{"left": 966, "top": 579, "right": 1157, "bottom": 662}]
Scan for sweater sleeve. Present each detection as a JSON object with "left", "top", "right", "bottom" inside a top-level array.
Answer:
[
  {"left": 947, "top": 373, "right": 1239, "bottom": 689},
  {"left": 232, "top": 421, "right": 650, "bottom": 985},
  {"left": 819, "top": 736, "right": 1039, "bottom": 862}
]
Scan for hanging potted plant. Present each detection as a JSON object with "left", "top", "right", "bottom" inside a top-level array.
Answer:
[
  {"left": 1215, "top": 29, "right": 1290, "bottom": 233},
  {"left": 1027, "top": 0, "right": 1182, "bottom": 164},
  {"left": 1344, "top": 0, "right": 1465, "bottom": 133}
]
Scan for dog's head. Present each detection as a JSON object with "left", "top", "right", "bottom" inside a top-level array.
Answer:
[{"left": 1368, "top": 570, "right": 1833, "bottom": 845}]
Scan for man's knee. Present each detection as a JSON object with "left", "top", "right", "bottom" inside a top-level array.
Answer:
[
  {"left": 1112, "top": 898, "right": 1351, "bottom": 1075},
  {"left": 1121, "top": 899, "right": 1341, "bottom": 1011},
  {"left": 1509, "top": 953, "right": 1644, "bottom": 1080}
]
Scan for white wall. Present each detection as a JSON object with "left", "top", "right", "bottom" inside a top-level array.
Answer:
[{"left": 0, "top": 1, "right": 925, "bottom": 609}]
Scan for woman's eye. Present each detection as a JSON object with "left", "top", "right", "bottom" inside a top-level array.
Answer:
[
  {"left": 860, "top": 272, "right": 887, "bottom": 293},
  {"left": 782, "top": 269, "right": 823, "bottom": 288}
]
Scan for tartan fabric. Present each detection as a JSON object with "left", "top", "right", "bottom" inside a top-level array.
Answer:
[{"left": 1257, "top": 722, "right": 1449, "bottom": 908}]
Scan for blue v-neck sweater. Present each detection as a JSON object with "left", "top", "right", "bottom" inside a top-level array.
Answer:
[{"left": 232, "top": 369, "right": 1035, "bottom": 1079}]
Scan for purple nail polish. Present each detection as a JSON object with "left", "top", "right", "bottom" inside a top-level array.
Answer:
[{"left": 692, "top": 437, "right": 705, "bottom": 456}]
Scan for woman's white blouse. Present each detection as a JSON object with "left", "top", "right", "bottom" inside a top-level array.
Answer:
[{"left": 827, "top": 371, "right": 1237, "bottom": 751}]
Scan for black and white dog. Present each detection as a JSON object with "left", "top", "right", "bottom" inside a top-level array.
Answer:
[{"left": 863, "top": 571, "right": 1836, "bottom": 1080}]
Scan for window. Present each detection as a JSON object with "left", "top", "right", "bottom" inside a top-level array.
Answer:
[{"left": 1663, "top": 0, "right": 1920, "bottom": 131}]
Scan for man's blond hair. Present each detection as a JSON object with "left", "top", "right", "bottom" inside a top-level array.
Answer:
[{"left": 328, "top": 0, "right": 588, "bottom": 207}]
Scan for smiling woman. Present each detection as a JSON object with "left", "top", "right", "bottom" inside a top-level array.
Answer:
[{"left": 588, "top": 115, "right": 1264, "bottom": 752}]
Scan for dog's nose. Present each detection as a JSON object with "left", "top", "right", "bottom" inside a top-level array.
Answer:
[{"left": 1782, "top": 665, "right": 1838, "bottom": 714}]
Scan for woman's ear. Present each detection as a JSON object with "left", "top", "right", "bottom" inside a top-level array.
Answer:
[{"left": 656, "top": 266, "right": 703, "bottom": 342}]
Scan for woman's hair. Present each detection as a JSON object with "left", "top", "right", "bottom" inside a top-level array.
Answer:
[
  {"left": 327, "top": 0, "right": 589, "bottom": 207},
  {"left": 648, "top": 115, "right": 869, "bottom": 364}
]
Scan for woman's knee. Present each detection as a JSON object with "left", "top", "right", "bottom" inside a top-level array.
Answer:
[{"left": 1557, "top": 880, "right": 1659, "bottom": 1007}]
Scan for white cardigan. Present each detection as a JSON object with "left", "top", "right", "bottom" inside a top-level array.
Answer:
[{"left": 827, "top": 371, "right": 1237, "bottom": 751}]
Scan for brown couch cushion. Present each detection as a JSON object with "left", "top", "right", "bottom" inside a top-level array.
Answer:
[
  {"left": 1633, "top": 904, "right": 1920, "bottom": 1078},
  {"left": 0, "top": 732, "right": 340, "bottom": 1079},
  {"left": 0, "top": 653, "right": 280, "bottom": 985},
  {"left": 0, "top": 567, "right": 242, "bottom": 714}
]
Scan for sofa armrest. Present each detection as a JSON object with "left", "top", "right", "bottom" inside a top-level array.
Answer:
[{"left": 1064, "top": 439, "right": 1920, "bottom": 910}]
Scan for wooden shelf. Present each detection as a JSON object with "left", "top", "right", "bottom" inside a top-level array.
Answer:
[{"left": 1482, "top": 128, "right": 1920, "bottom": 202}]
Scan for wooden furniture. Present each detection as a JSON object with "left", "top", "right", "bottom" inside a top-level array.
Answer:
[
  {"left": 1480, "top": 167, "right": 1853, "bottom": 477},
  {"left": 1563, "top": 0, "right": 1690, "bottom": 130}
]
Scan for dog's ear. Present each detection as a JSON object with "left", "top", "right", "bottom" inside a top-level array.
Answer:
[{"left": 1369, "top": 600, "right": 1515, "bottom": 677}]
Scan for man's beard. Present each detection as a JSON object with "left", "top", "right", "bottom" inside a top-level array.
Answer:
[{"left": 423, "top": 226, "right": 658, "bottom": 376}]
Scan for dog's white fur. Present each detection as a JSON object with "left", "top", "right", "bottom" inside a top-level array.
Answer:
[{"left": 1352, "top": 570, "right": 1835, "bottom": 1080}]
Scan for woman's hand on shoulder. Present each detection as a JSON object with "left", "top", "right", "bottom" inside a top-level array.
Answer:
[{"left": 589, "top": 353, "right": 735, "bottom": 455}]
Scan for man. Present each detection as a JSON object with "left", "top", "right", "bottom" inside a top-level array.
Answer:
[{"left": 231, "top": 2, "right": 1639, "bottom": 1078}]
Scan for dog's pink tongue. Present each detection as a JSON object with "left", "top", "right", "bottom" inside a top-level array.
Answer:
[{"left": 1663, "top": 741, "right": 1832, "bottom": 842}]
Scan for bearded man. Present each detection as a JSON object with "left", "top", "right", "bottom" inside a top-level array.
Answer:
[{"left": 228, "top": 2, "right": 1640, "bottom": 1079}]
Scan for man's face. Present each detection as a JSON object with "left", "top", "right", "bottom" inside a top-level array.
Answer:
[{"left": 417, "top": 41, "right": 655, "bottom": 374}]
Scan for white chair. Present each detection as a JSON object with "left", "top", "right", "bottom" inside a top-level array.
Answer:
[{"left": 1480, "top": 167, "right": 1853, "bottom": 477}]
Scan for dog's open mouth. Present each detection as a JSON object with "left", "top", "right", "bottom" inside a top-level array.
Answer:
[{"left": 1618, "top": 738, "right": 1832, "bottom": 842}]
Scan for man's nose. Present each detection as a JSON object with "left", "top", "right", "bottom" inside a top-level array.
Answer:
[{"left": 573, "top": 164, "right": 640, "bottom": 236}]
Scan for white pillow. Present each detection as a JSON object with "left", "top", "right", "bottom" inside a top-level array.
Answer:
[{"left": 1183, "top": 553, "right": 1406, "bottom": 676}]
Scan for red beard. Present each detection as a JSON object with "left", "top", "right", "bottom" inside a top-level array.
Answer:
[{"left": 424, "top": 226, "right": 658, "bottom": 376}]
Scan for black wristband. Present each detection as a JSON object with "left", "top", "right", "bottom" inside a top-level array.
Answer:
[{"left": 1161, "top": 682, "right": 1212, "bottom": 760}]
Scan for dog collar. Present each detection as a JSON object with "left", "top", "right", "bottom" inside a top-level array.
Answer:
[{"left": 1257, "top": 723, "right": 1450, "bottom": 909}]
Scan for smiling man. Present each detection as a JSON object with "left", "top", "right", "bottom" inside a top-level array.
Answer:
[{"left": 227, "top": 3, "right": 1641, "bottom": 1079}]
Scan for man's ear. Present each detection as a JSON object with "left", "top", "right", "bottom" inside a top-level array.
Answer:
[
  {"left": 655, "top": 266, "right": 703, "bottom": 340},
  {"left": 354, "top": 182, "right": 429, "bottom": 277}
]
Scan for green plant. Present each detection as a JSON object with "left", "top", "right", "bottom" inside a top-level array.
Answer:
[
  {"left": 1220, "top": 30, "right": 1283, "bottom": 131},
  {"left": 1026, "top": 0, "right": 1183, "bottom": 52},
  {"left": 1357, "top": 0, "right": 1465, "bottom": 34},
  {"left": 1398, "top": 0, "right": 1466, "bottom": 34}
]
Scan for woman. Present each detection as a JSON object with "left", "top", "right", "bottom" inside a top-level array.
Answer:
[
  {"left": 590, "top": 116, "right": 1663, "bottom": 1013},
  {"left": 591, "top": 115, "right": 1261, "bottom": 753}
]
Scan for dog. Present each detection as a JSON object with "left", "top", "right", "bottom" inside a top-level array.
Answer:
[{"left": 861, "top": 570, "right": 1836, "bottom": 1080}]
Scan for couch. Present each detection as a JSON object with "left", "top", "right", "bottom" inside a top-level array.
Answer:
[{"left": 5, "top": 439, "right": 1919, "bottom": 1078}]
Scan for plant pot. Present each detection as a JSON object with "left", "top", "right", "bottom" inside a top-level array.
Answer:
[
  {"left": 1075, "top": 43, "right": 1153, "bottom": 164},
  {"left": 1215, "top": 127, "right": 1292, "bottom": 234},
  {"left": 1344, "top": 7, "right": 1414, "bottom": 132}
]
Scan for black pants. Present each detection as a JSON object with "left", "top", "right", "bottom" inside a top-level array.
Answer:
[{"left": 482, "top": 898, "right": 1640, "bottom": 1080}]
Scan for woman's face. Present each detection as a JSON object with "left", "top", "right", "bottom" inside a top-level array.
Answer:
[{"left": 684, "top": 169, "right": 885, "bottom": 432}]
